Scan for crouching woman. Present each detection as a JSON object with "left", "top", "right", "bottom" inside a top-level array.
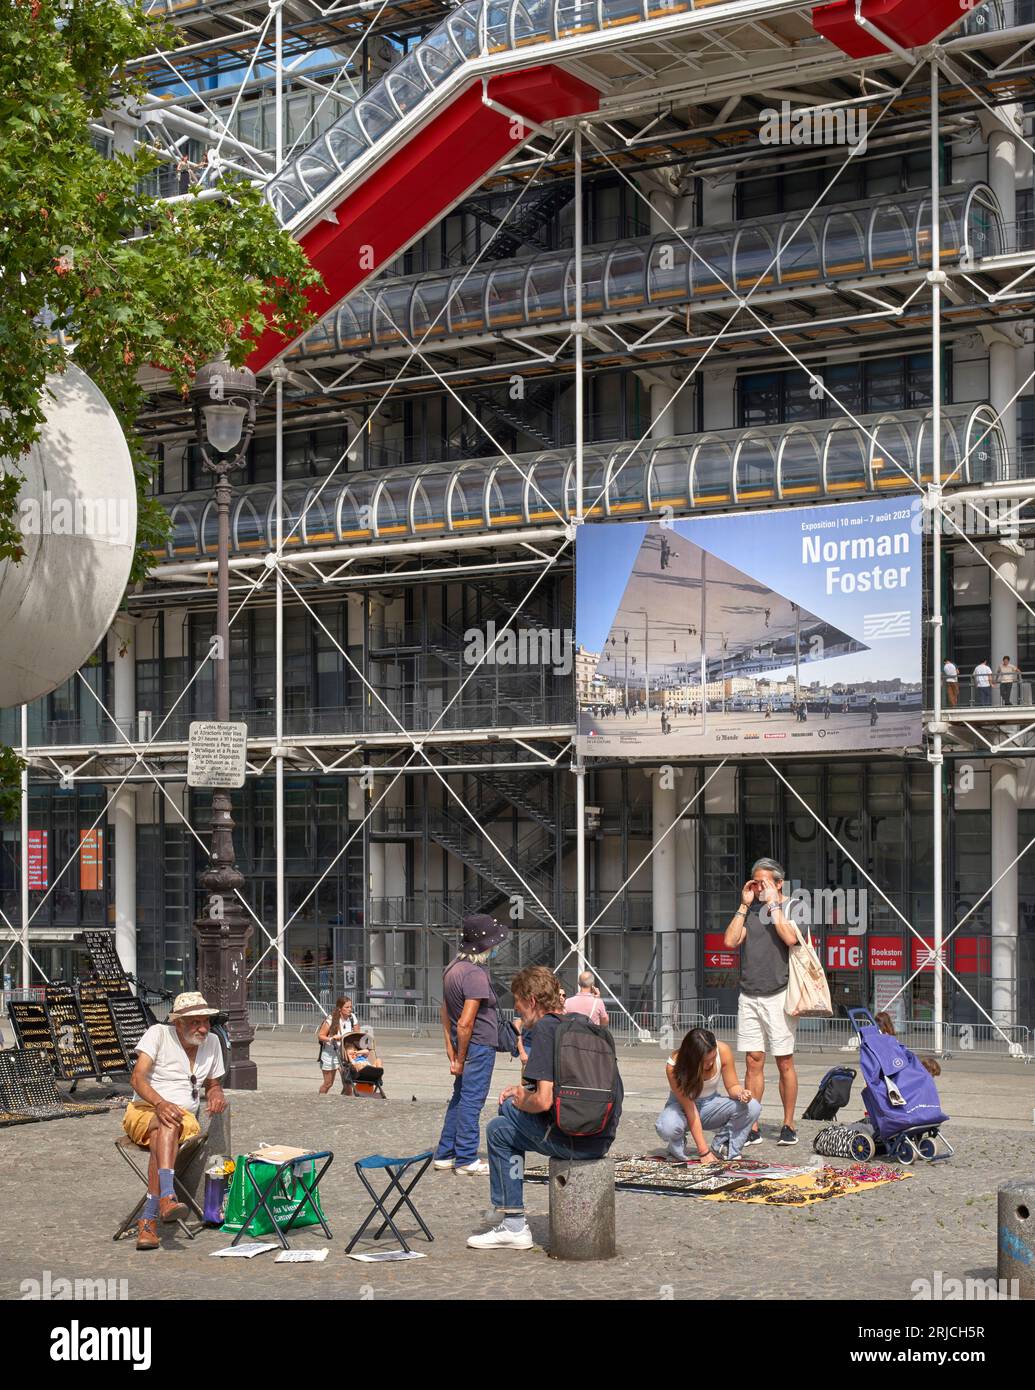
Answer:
[{"left": 656, "top": 1027, "right": 760, "bottom": 1162}]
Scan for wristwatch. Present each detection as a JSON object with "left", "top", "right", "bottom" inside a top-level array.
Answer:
[{"left": 736, "top": 906, "right": 748, "bottom": 917}]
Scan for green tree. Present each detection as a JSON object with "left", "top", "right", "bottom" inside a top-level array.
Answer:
[{"left": 0, "top": 0, "right": 320, "bottom": 810}]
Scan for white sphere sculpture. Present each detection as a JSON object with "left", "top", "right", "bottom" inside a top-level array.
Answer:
[{"left": 0, "top": 364, "right": 137, "bottom": 708}]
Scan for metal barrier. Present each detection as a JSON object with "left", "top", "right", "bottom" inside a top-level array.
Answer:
[
  {"left": 248, "top": 1001, "right": 276, "bottom": 1031},
  {"left": 1, "top": 986, "right": 45, "bottom": 1014},
  {"left": 364, "top": 1002, "right": 425, "bottom": 1038},
  {"left": 894, "top": 1018, "right": 1031, "bottom": 1061},
  {"left": 608, "top": 1012, "right": 706, "bottom": 1047}
]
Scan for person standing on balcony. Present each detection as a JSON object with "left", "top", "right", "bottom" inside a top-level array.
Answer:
[
  {"left": 997, "top": 655, "right": 1022, "bottom": 706},
  {"left": 434, "top": 915, "right": 509, "bottom": 1175},
  {"left": 943, "top": 658, "right": 959, "bottom": 708},
  {"left": 973, "top": 659, "right": 994, "bottom": 707}
]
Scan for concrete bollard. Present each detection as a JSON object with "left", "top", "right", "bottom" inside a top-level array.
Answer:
[
  {"left": 548, "top": 1157, "right": 615, "bottom": 1261},
  {"left": 998, "top": 1177, "right": 1035, "bottom": 1300}
]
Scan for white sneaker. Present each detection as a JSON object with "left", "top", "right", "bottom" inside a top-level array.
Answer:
[
  {"left": 454, "top": 1159, "right": 490, "bottom": 1176},
  {"left": 467, "top": 1222, "right": 534, "bottom": 1250}
]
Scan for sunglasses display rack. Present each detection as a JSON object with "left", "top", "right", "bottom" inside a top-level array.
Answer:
[
  {"left": 45, "top": 997, "right": 98, "bottom": 1082},
  {"left": 78, "top": 998, "right": 130, "bottom": 1074},
  {"left": 7, "top": 1001, "right": 58, "bottom": 1069},
  {"left": 0, "top": 1050, "right": 109, "bottom": 1125},
  {"left": 107, "top": 996, "right": 150, "bottom": 1055},
  {"left": 78, "top": 931, "right": 132, "bottom": 997}
]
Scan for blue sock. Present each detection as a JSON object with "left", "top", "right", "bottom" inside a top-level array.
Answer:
[
  {"left": 503, "top": 1214, "right": 527, "bottom": 1233},
  {"left": 143, "top": 1194, "right": 159, "bottom": 1220},
  {"left": 158, "top": 1169, "right": 176, "bottom": 1199}
]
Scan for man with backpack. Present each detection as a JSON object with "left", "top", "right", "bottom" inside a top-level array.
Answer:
[{"left": 468, "top": 965, "right": 623, "bottom": 1251}]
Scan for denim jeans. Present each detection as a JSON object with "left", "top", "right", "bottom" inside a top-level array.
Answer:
[
  {"left": 435, "top": 1043, "right": 496, "bottom": 1167},
  {"left": 655, "top": 1092, "right": 762, "bottom": 1159},
  {"left": 977, "top": 686, "right": 992, "bottom": 707},
  {"left": 487, "top": 1098, "right": 610, "bottom": 1214}
]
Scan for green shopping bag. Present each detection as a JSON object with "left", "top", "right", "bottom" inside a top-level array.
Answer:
[{"left": 220, "top": 1154, "right": 326, "bottom": 1237}]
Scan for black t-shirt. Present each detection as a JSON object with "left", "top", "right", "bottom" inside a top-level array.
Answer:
[{"left": 523, "top": 1013, "right": 623, "bottom": 1145}]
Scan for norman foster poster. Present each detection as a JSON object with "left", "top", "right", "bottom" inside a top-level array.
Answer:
[{"left": 576, "top": 498, "right": 922, "bottom": 757}]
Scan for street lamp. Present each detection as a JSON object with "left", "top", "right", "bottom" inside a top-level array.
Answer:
[{"left": 189, "top": 353, "right": 259, "bottom": 1090}]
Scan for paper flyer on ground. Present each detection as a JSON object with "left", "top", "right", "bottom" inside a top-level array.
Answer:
[{"left": 576, "top": 498, "right": 922, "bottom": 758}]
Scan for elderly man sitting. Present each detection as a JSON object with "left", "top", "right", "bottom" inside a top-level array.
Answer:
[{"left": 124, "top": 991, "right": 228, "bottom": 1251}]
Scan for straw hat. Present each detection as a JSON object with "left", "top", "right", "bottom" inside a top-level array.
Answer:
[{"left": 168, "top": 991, "right": 219, "bottom": 1020}]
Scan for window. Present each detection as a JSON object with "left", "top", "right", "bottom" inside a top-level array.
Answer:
[{"left": 738, "top": 352, "right": 941, "bottom": 427}]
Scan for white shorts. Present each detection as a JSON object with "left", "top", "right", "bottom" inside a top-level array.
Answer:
[{"left": 737, "top": 989, "right": 797, "bottom": 1056}]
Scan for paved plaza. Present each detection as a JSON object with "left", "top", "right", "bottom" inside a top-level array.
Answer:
[{"left": 1, "top": 1035, "right": 1032, "bottom": 1302}]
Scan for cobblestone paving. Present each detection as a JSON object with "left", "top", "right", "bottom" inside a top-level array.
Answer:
[{"left": 1, "top": 1036, "right": 1031, "bottom": 1302}]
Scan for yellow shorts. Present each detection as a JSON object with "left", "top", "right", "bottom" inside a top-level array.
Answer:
[{"left": 122, "top": 1100, "right": 201, "bottom": 1148}]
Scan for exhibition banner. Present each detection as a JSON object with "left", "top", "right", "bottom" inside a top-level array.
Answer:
[{"left": 576, "top": 498, "right": 922, "bottom": 757}]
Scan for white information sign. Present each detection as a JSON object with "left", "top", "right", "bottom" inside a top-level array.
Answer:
[{"left": 187, "top": 721, "right": 248, "bottom": 789}]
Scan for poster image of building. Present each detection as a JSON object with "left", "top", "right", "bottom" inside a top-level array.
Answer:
[{"left": 576, "top": 498, "right": 922, "bottom": 757}]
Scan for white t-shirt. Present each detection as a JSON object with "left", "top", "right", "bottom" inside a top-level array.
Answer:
[
  {"left": 136, "top": 1023, "right": 225, "bottom": 1114},
  {"left": 943, "top": 662, "right": 958, "bottom": 681},
  {"left": 326, "top": 1013, "right": 358, "bottom": 1041},
  {"left": 974, "top": 663, "right": 993, "bottom": 688}
]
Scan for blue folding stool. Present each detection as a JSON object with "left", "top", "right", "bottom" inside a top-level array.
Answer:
[{"left": 346, "top": 1151, "right": 434, "bottom": 1255}]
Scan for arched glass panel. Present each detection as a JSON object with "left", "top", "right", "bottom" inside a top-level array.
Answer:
[
  {"left": 566, "top": 252, "right": 605, "bottom": 314},
  {"left": 915, "top": 197, "right": 963, "bottom": 266},
  {"left": 484, "top": 0, "right": 513, "bottom": 50},
  {"left": 824, "top": 423, "right": 868, "bottom": 493},
  {"left": 822, "top": 211, "right": 866, "bottom": 276},
  {"left": 965, "top": 409, "right": 1004, "bottom": 483},
  {"left": 301, "top": 489, "right": 334, "bottom": 545},
  {"left": 964, "top": 187, "right": 1003, "bottom": 260},
  {"left": 777, "top": 427, "right": 822, "bottom": 498},
  {"left": 647, "top": 236, "right": 690, "bottom": 302},
  {"left": 519, "top": 0, "right": 556, "bottom": 42},
  {"left": 777, "top": 219, "right": 820, "bottom": 283},
  {"left": 690, "top": 438, "right": 733, "bottom": 506},
  {"left": 200, "top": 499, "right": 218, "bottom": 555},
  {"left": 526, "top": 257, "right": 565, "bottom": 319},
  {"left": 648, "top": 444, "right": 690, "bottom": 510},
  {"left": 385, "top": 55, "right": 432, "bottom": 115},
  {"left": 486, "top": 265, "right": 527, "bottom": 327},
  {"left": 375, "top": 477, "right": 409, "bottom": 536},
  {"left": 371, "top": 284, "right": 412, "bottom": 344},
  {"left": 606, "top": 445, "right": 650, "bottom": 513},
  {"left": 168, "top": 504, "right": 199, "bottom": 557},
  {"left": 301, "top": 316, "right": 334, "bottom": 356},
  {"left": 448, "top": 465, "right": 486, "bottom": 528},
  {"left": 601, "top": 0, "right": 645, "bottom": 24},
  {"left": 869, "top": 417, "right": 913, "bottom": 491},
  {"left": 526, "top": 453, "right": 568, "bottom": 521},
  {"left": 323, "top": 114, "right": 366, "bottom": 171},
  {"left": 412, "top": 469, "right": 451, "bottom": 530},
  {"left": 336, "top": 297, "right": 372, "bottom": 349},
  {"left": 447, "top": 272, "right": 487, "bottom": 333},
  {"left": 412, "top": 277, "right": 451, "bottom": 340},
  {"left": 605, "top": 244, "right": 646, "bottom": 309},
  {"left": 446, "top": 2, "right": 483, "bottom": 56},
  {"left": 234, "top": 496, "right": 266, "bottom": 551},
  {"left": 577, "top": 449, "right": 609, "bottom": 517},
  {"left": 353, "top": 93, "right": 397, "bottom": 143},
  {"left": 733, "top": 227, "right": 776, "bottom": 291},
  {"left": 294, "top": 152, "right": 337, "bottom": 198},
  {"left": 277, "top": 486, "right": 310, "bottom": 546},
  {"left": 869, "top": 205, "right": 913, "bottom": 271},
  {"left": 416, "top": 27, "right": 467, "bottom": 83},
  {"left": 556, "top": 0, "right": 596, "bottom": 38},
  {"left": 487, "top": 462, "right": 527, "bottom": 525},
  {"left": 337, "top": 477, "right": 377, "bottom": 536},
  {"left": 689, "top": 234, "right": 733, "bottom": 297},
  {"left": 734, "top": 434, "right": 776, "bottom": 500}
]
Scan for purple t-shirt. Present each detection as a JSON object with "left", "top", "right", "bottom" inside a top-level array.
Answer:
[{"left": 443, "top": 959, "right": 497, "bottom": 1049}]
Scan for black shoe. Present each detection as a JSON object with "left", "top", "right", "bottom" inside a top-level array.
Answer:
[
  {"left": 743, "top": 1128, "right": 763, "bottom": 1147},
  {"left": 778, "top": 1125, "right": 799, "bottom": 1145}
]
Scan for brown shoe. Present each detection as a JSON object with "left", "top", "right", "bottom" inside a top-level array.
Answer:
[
  {"left": 159, "top": 1195, "right": 188, "bottom": 1224},
  {"left": 136, "top": 1219, "right": 160, "bottom": 1251}
]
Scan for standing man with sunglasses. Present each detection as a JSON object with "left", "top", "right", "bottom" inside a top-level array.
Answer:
[{"left": 124, "top": 991, "right": 227, "bottom": 1251}]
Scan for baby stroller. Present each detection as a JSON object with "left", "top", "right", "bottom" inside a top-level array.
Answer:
[
  {"left": 845, "top": 1008, "right": 952, "bottom": 1164},
  {"left": 340, "top": 1030, "right": 387, "bottom": 1100}
]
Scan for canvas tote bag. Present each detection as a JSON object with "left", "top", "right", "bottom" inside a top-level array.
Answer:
[{"left": 786, "top": 924, "right": 833, "bottom": 1017}]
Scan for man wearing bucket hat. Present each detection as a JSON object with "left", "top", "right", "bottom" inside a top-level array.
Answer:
[
  {"left": 124, "top": 992, "right": 228, "bottom": 1251},
  {"left": 434, "top": 914, "right": 510, "bottom": 1176}
]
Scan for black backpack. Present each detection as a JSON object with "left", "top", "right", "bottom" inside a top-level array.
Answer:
[
  {"left": 802, "top": 1065, "right": 856, "bottom": 1121},
  {"left": 551, "top": 1015, "right": 621, "bottom": 1137}
]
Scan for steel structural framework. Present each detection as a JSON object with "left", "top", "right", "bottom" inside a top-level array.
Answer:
[{"left": 7, "top": 0, "right": 1035, "bottom": 1047}]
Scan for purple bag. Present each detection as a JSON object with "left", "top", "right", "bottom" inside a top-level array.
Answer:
[{"left": 858, "top": 1025, "right": 947, "bottom": 1138}]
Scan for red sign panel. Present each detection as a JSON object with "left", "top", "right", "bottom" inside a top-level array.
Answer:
[
  {"left": 704, "top": 932, "right": 739, "bottom": 970},
  {"left": 869, "top": 936, "right": 904, "bottom": 972},
  {"left": 79, "top": 829, "right": 103, "bottom": 892},
  {"left": 911, "top": 937, "right": 948, "bottom": 973},
  {"left": 954, "top": 936, "right": 991, "bottom": 976},
  {"left": 27, "top": 829, "right": 48, "bottom": 890},
  {"left": 825, "top": 935, "right": 862, "bottom": 971}
]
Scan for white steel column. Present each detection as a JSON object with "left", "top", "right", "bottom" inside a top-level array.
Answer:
[
  {"left": 368, "top": 785, "right": 386, "bottom": 992},
  {"left": 651, "top": 770, "right": 679, "bottom": 1019},
  {"left": 574, "top": 125, "right": 587, "bottom": 976},
  {"left": 273, "top": 0, "right": 284, "bottom": 171},
  {"left": 112, "top": 615, "right": 138, "bottom": 980},
  {"left": 930, "top": 62, "right": 945, "bottom": 1053},
  {"left": 20, "top": 704, "right": 29, "bottom": 989},
  {"left": 275, "top": 373, "right": 286, "bottom": 1025},
  {"left": 990, "top": 760, "right": 1019, "bottom": 1026}
]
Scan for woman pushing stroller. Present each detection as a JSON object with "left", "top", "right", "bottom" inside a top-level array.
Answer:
[{"left": 656, "top": 1027, "right": 761, "bottom": 1162}]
